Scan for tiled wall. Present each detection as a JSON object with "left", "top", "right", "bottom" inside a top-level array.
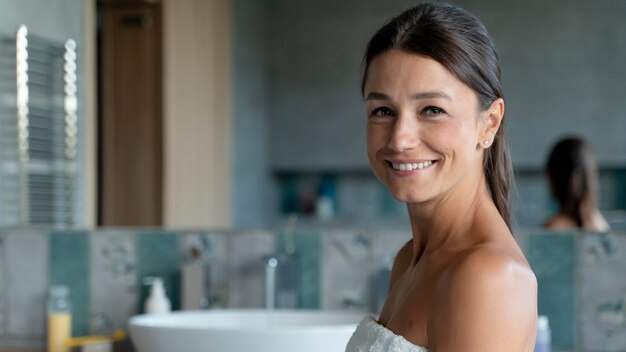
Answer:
[
  {"left": 526, "top": 231, "right": 626, "bottom": 352},
  {"left": 1, "top": 230, "right": 48, "bottom": 348},
  {"left": 1, "top": 228, "right": 626, "bottom": 351},
  {"left": 89, "top": 229, "right": 136, "bottom": 336},
  {"left": 528, "top": 234, "right": 577, "bottom": 350},
  {"left": 578, "top": 234, "right": 626, "bottom": 351}
]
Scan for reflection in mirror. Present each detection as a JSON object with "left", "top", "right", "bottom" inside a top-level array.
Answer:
[{"left": 0, "top": 25, "right": 82, "bottom": 228}]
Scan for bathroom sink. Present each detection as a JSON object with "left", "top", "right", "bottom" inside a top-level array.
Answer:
[{"left": 128, "top": 309, "right": 365, "bottom": 352}]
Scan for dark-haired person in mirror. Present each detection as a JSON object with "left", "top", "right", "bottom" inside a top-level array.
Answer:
[
  {"left": 346, "top": 3, "right": 537, "bottom": 352},
  {"left": 544, "top": 136, "right": 610, "bottom": 232}
]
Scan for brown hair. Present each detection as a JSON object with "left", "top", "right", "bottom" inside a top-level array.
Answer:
[
  {"left": 361, "top": 3, "right": 514, "bottom": 229},
  {"left": 546, "top": 136, "right": 599, "bottom": 228}
]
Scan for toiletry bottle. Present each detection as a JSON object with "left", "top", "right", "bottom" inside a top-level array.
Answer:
[
  {"left": 47, "top": 285, "right": 71, "bottom": 352},
  {"left": 534, "top": 315, "right": 551, "bottom": 352},
  {"left": 144, "top": 277, "right": 171, "bottom": 314}
]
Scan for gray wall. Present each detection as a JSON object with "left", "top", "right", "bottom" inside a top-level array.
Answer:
[
  {"left": 232, "top": 0, "right": 277, "bottom": 227},
  {"left": 489, "top": 0, "right": 626, "bottom": 168},
  {"left": 264, "top": 0, "right": 626, "bottom": 170}
]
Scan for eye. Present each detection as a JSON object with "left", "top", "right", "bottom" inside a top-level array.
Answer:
[
  {"left": 370, "top": 106, "right": 395, "bottom": 119},
  {"left": 421, "top": 106, "right": 446, "bottom": 117}
]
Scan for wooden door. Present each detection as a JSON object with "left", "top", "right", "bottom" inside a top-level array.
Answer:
[{"left": 99, "top": 1, "right": 163, "bottom": 226}]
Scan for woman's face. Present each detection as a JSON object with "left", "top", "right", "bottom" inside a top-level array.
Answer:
[{"left": 364, "top": 49, "right": 496, "bottom": 204}]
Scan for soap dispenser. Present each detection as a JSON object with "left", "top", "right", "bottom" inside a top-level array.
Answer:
[{"left": 144, "top": 277, "right": 171, "bottom": 314}]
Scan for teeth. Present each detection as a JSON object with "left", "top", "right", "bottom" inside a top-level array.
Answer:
[{"left": 392, "top": 161, "right": 433, "bottom": 171}]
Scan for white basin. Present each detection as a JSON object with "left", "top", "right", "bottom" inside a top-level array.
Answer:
[{"left": 128, "top": 309, "right": 365, "bottom": 352}]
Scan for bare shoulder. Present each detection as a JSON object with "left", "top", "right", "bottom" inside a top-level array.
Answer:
[
  {"left": 449, "top": 244, "right": 536, "bottom": 286},
  {"left": 429, "top": 245, "right": 538, "bottom": 352}
]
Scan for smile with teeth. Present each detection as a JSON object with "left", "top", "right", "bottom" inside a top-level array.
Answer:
[{"left": 391, "top": 160, "right": 434, "bottom": 171}]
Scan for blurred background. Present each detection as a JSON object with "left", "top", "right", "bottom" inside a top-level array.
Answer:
[
  {"left": 0, "top": 0, "right": 624, "bottom": 351},
  {"left": 0, "top": 0, "right": 623, "bottom": 231}
]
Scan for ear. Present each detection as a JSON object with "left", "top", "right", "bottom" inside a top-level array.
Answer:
[{"left": 478, "top": 98, "right": 504, "bottom": 148}]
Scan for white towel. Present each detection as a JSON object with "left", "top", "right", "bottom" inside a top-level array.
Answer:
[{"left": 345, "top": 316, "right": 428, "bottom": 352}]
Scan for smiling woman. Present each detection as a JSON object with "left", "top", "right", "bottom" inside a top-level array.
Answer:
[
  {"left": 364, "top": 51, "right": 497, "bottom": 206},
  {"left": 346, "top": 3, "right": 537, "bottom": 352}
]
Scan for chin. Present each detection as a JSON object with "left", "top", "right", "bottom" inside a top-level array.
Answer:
[{"left": 387, "top": 187, "right": 434, "bottom": 204}]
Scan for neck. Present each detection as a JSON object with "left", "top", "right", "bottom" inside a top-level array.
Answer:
[{"left": 406, "top": 172, "right": 501, "bottom": 265}]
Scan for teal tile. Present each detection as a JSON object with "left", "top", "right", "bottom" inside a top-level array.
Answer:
[
  {"left": 136, "top": 231, "right": 181, "bottom": 312},
  {"left": 295, "top": 232, "right": 321, "bottom": 309},
  {"left": 277, "top": 231, "right": 321, "bottom": 309},
  {"left": 527, "top": 234, "right": 577, "bottom": 350},
  {"left": 49, "top": 231, "right": 90, "bottom": 337}
]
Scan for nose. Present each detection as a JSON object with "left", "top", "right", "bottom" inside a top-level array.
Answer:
[{"left": 387, "top": 115, "right": 419, "bottom": 152}]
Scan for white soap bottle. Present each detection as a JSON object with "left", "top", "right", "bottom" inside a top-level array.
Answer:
[{"left": 144, "top": 277, "right": 171, "bottom": 314}]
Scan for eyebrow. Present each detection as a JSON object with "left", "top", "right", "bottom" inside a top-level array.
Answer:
[{"left": 365, "top": 91, "right": 452, "bottom": 102}]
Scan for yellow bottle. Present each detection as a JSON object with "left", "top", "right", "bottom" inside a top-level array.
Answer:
[{"left": 47, "top": 286, "right": 72, "bottom": 352}]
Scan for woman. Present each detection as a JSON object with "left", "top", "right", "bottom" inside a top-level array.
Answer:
[
  {"left": 544, "top": 136, "right": 610, "bottom": 232},
  {"left": 346, "top": 3, "right": 537, "bottom": 351}
]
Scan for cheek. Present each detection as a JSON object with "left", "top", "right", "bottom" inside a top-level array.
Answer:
[
  {"left": 452, "top": 121, "right": 482, "bottom": 163},
  {"left": 366, "top": 125, "right": 384, "bottom": 157},
  {"left": 366, "top": 126, "right": 388, "bottom": 177},
  {"left": 431, "top": 120, "right": 479, "bottom": 158}
]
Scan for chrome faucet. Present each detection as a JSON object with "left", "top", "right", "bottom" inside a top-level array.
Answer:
[
  {"left": 265, "top": 256, "right": 278, "bottom": 310},
  {"left": 264, "top": 214, "right": 299, "bottom": 309}
]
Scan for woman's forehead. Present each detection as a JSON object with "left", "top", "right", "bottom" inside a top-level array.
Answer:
[{"left": 364, "top": 50, "right": 476, "bottom": 102}]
